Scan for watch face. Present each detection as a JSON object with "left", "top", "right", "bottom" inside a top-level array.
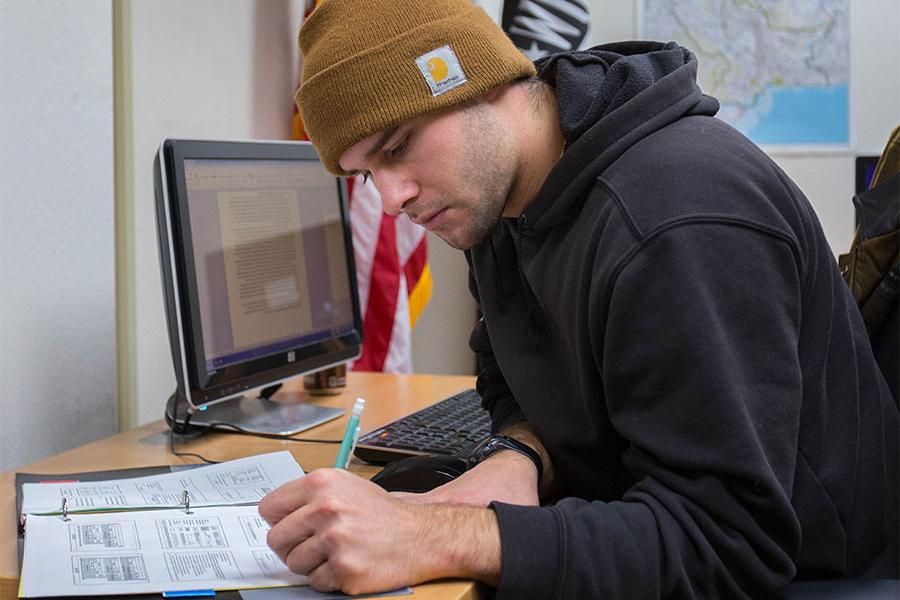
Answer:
[
  {"left": 465, "top": 436, "right": 498, "bottom": 468},
  {"left": 476, "top": 436, "right": 514, "bottom": 458},
  {"left": 465, "top": 435, "right": 542, "bottom": 479},
  {"left": 481, "top": 438, "right": 500, "bottom": 454}
]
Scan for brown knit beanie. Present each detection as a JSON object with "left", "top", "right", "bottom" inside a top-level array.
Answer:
[{"left": 297, "top": 0, "right": 536, "bottom": 175}]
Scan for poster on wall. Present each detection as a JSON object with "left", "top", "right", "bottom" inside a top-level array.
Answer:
[{"left": 640, "top": 0, "right": 849, "bottom": 147}]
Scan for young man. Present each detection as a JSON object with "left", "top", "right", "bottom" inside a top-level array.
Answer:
[{"left": 259, "top": 0, "right": 899, "bottom": 597}]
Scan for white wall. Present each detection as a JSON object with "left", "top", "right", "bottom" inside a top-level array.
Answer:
[
  {"left": 119, "top": 0, "right": 305, "bottom": 427},
  {"left": 410, "top": 235, "right": 477, "bottom": 375},
  {"left": 0, "top": 1, "right": 116, "bottom": 470}
]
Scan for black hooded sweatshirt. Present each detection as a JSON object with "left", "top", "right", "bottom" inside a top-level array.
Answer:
[{"left": 465, "top": 42, "right": 899, "bottom": 599}]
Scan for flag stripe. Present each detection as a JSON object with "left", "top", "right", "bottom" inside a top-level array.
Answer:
[
  {"left": 405, "top": 237, "right": 432, "bottom": 327},
  {"left": 408, "top": 263, "right": 433, "bottom": 328},
  {"left": 404, "top": 236, "right": 428, "bottom": 293},
  {"left": 353, "top": 213, "right": 401, "bottom": 371},
  {"left": 384, "top": 276, "right": 413, "bottom": 372}
]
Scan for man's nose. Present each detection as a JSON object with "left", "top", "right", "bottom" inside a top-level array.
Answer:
[{"left": 375, "top": 170, "right": 418, "bottom": 216}]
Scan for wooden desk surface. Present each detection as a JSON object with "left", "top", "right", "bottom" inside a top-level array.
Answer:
[{"left": 1, "top": 372, "right": 483, "bottom": 600}]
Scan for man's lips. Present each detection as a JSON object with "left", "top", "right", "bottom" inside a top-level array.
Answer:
[{"left": 411, "top": 208, "right": 447, "bottom": 229}]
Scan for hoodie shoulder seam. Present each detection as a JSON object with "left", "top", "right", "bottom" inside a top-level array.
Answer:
[
  {"left": 595, "top": 176, "right": 644, "bottom": 239},
  {"left": 617, "top": 215, "right": 801, "bottom": 269},
  {"left": 602, "top": 215, "right": 802, "bottom": 321}
]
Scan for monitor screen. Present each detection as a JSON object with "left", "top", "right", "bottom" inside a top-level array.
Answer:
[
  {"left": 154, "top": 139, "right": 362, "bottom": 427},
  {"left": 856, "top": 155, "right": 880, "bottom": 194}
]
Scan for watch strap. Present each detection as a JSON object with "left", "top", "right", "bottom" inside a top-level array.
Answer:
[{"left": 467, "top": 434, "right": 543, "bottom": 481}]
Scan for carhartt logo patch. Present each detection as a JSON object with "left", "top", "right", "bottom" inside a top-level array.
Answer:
[{"left": 416, "top": 45, "right": 467, "bottom": 96}]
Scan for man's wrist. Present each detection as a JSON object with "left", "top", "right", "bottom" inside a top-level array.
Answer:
[
  {"left": 415, "top": 504, "right": 501, "bottom": 586},
  {"left": 498, "top": 422, "right": 556, "bottom": 499},
  {"left": 480, "top": 445, "right": 542, "bottom": 486}
]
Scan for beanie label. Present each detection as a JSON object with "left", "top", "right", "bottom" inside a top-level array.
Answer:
[{"left": 415, "top": 45, "right": 467, "bottom": 97}]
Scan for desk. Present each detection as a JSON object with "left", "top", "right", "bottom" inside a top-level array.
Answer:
[{"left": 1, "top": 372, "right": 483, "bottom": 600}]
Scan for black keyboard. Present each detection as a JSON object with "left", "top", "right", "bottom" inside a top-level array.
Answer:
[{"left": 353, "top": 389, "right": 492, "bottom": 464}]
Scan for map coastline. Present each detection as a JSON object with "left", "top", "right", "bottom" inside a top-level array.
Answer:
[{"left": 641, "top": 0, "right": 849, "bottom": 146}]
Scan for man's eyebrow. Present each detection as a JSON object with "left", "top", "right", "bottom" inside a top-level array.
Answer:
[{"left": 365, "top": 125, "right": 400, "bottom": 160}]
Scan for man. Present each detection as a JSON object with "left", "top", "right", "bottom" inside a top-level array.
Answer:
[{"left": 259, "top": 0, "right": 899, "bottom": 597}]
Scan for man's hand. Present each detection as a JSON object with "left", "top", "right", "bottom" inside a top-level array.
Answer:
[
  {"left": 396, "top": 449, "right": 539, "bottom": 506},
  {"left": 398, "top": 421, "right": 553, "bottom": 507},
  {"left": 259, "top": 468, "right": 502, "bottom": 595}
]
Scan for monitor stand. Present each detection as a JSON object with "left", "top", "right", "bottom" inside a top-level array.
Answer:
[{"left": 189, "top": 395, "right": 344, "bottom": 436}]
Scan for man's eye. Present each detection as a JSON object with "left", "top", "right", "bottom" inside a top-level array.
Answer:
[{"left": 387, "top": 136, "right": 408, "bottom": 158}]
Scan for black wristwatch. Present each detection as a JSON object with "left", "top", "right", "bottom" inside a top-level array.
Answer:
[{"left": 466, "top": 434, "right": 543, "bottom": 481}]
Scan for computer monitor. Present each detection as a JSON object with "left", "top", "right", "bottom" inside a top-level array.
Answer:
[{"left": 154, "top": 138, "right": 363, "bottom": 435}]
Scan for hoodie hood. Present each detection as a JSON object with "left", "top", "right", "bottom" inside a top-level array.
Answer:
[{"left": 521, "top": 41, "right": 719, "bottom": 232}]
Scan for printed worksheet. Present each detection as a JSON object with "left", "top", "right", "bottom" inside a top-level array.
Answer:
[
  {"left": 21, "top": 451, "right": 303, "bottom": 517},
  {"left": 19, "top": 505, "right": 309, "bottom": 597}
]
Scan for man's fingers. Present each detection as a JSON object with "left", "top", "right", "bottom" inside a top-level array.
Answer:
[
  {"left": 260, "top": 469, "right": 347, "bottom": 525},
  {"left": 258, "top": 478, "right": 308, "bottom": 525},
  {"left": 283, "top": 533, "right": 328, "bottom": 576},
  {"left": 308, "top": 561, "right": 340, "bottom": 593},
  {"left": 266, "top": 474, "right": 358, "bottom": 565},
  {"left": 266, "top": 503, "right": 315, "bottom": 561}
]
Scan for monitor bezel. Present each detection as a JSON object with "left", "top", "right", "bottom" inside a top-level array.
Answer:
[{"left": 155, "top": 138, "right": 362, "bottom": 412}]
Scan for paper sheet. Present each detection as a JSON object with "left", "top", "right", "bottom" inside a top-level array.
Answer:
[
  {"left": 21, "top": 451, "right": 303, "bottom": 516},
  {"left": 20, "top": 505, "right": 308, "bottom": 597}
]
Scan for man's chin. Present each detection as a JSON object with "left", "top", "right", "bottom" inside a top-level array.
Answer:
[
  {"left": 437, "top": 233, "right": 470, "bottom": 251},
  {"left": 437, "top": 229, "right": 488, "bottom": 251}
]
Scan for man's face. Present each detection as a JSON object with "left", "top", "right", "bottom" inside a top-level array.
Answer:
[{"left": 338, "top": 101, "right": 519, "bottom": 250}]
